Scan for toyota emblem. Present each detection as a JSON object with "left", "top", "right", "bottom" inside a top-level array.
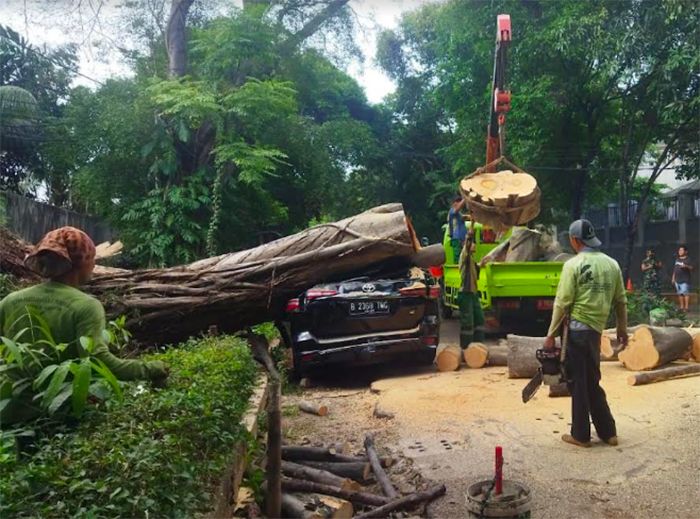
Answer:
[{"left": 362, "top": 283, "right": 376, "bottom": 293}]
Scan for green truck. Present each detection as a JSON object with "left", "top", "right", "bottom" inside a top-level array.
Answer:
[{"left": 441, "top": 223, "right": 563, "bottom": 335}]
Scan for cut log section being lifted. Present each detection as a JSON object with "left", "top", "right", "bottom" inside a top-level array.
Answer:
[
  {"left": 460, "top": 161, "right": 541, "bottom": 231},
  {"left": 618, "top": 326, "right": 693, "bottom": 371},
  {"left": 87, "top": 204, "right": 426, "bottom": 345}
]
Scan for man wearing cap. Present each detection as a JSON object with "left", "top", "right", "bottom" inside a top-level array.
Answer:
[{"left": 544, "top": 219, "right": 628, "bottom": 448}]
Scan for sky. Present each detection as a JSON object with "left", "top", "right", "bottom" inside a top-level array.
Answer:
[{"left": 0, "top": 0, "right": 431, "bottom": 104}]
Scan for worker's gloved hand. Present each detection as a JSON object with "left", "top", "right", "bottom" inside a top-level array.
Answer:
[
  {"left": 543, "top": 335, "right": 556, "bottom": 350},
  {"left": 147, "top": 361, "right": 169, "bottom": 388},
  {"left": 617, "top": 331, "right": 628, "bottom": 348}
]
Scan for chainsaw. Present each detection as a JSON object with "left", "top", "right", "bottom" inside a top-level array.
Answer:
[{"left": 521, "top": 322, "right": 569, "bottom": 403}]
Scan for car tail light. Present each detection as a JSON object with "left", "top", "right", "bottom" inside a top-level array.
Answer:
[
  {"left": 285, "top": 298, "right": 300, "bottom": 312},
  {"left": 399, "top": 287, "right": 427, "bottom": 297},
  {"left": 497, "top": 299, "right": 520, "bottom": 310},
  {"left": 306, "top": 289, "right": 338, "bottom": 301},
  {"left": 536, "top": 299, "right": 554, "bottom": 310},
  {"left": 429, "top": 266, "right": 443, "bottom": 278},
  {"left": 481, "top": 228, "right": 497, "bottom": 243},
  {"left": 422, "top": 336, "right": 438, "bottom": 346}
]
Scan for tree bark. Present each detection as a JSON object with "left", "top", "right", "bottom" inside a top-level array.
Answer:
[
  {"left": 298, "top": 461, "right": 371, "bottom": 483},
  {"left": 548, "top": 382, "right": 570, "bottom": 397},
  {"left": 280, "top": 0, "right": 350, "bottom": 54},
  {"left": 485, "top": 345, "right": 509, "bottom": 366},
  {"left": 281, "top": 493, "right": 322, "bottom": 519},
  {"left": 166, "top": 0, "right": 194, "bottom": 78},
  {"left": 618, "top": 326, "right": 693, "bottom": 371},
  {"left": 87, "top": 204, "right": 420, "bottom": 345},
  {"left": 281, "top": 478, "right": 390, "bottom": 507},
  {"left": 627, "top": 364, "right": 700, "bottom": 386},
  {"left": 353, "top": 484, "right": 447, "bottom": 519},
  {"left": 364, "top": 434, "right": 397, "bottom": 499},
  {"left": 507, "top": 334, "right": 557, "bottom": 378},
  {"left": 281, "top": 461, "right": 360, "bottom": 492}
]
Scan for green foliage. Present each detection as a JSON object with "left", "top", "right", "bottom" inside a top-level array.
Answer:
[
  {"left": 626, "top": 291, "right": 686, "bottom": 326},
  {"left": 0, "top": 336, "right": 258, "bottom": 518},
  {"left": 0, "top": 273, "right": 17, "bottom": 300},
  {"left": 0, "top": 307, "right": 122, "bottom": 422}
]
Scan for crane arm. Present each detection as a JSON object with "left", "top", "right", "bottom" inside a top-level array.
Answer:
[{"left": 485, "top": 14, "right": 512, "bottom": 171}]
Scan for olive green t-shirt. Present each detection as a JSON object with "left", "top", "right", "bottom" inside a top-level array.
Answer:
[{"left": 0, "top": 282, "right": 165, "bottom": 381}]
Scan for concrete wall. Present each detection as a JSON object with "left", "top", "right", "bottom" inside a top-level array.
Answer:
[{"left": 1, "top": 191, "right": 115, "bottom": 245}]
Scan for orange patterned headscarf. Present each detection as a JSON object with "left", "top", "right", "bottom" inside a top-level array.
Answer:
[{"left": 24, "top": 227, "right": 96, "bottom": 279}]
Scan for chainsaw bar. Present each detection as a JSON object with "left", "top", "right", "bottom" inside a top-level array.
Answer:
[{"left": 521, "top": 368, "right": 543, "bottom": 403}]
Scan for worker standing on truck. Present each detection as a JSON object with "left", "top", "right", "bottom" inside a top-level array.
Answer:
[
  {"left": 447, "top": 196, "right": 467, "bottom": 262},
  {"left": 544, "top": 219, "right": 627, "bottom": 448}
]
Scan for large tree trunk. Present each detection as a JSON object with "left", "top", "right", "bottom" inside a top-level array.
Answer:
[
  {"left": 166, "top": 0, "right": 194, "bottom": 78},
  {"left": 618, "top": 326, "right": 693, "bottom": 371},
  {"left": 87, "top": 205, "right": 421, "bottom": 345}
]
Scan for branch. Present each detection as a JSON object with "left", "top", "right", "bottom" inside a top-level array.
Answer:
[{"left": 279, "top": 0, "right": 350, "bottom": 53}]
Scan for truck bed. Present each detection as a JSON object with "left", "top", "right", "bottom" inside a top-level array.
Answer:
[{"left": 478, "top": 261, "right": 562, "bottom": 309}]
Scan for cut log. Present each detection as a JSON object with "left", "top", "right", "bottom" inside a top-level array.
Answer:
[
  {"left": 548, "top": 382, "right": 570, "bottom": 397},
  {"left": 435, "top": 343, "right": 461, "bottom": 372},
  {"left": 281, "top": 461, "right": 361, "bottom": 492},
  {"left": 298, "top": 461, "right": 371, "bottom": 483},
  {"left": 464, "top": 343, "right": 489, "bottom": 368},
  {"left": 299, "top": 401, "right": 328, "bottom": 416},
  {"left": 281, "top": 493, "right": 323, "bottom": 519},
  {"left": 86, "top": 204, "right": 423, "bottom": 345},
  {"left": 364, "top": 434, "right": 398, "bottom": 499},
  {"left": 618, "top": 326, "right": 693, "bottom": 371},
  {"left": 281, "top": 478, "right": 390, "bottom": 507},
  {"left": 627, "top": 364, "right": 700, "bottom": 386},
  {"left": 353, "top": 484, "right": 447, "bottom": 519},
  {"left": 600, "top": 326, "right": 641, "bottom": 361},
  {"left": 282, "top": 446, "right": 365, "bottom": 464},
  {"left": 485, "top": 345, "right": 509, "bottom": 366},
  {"left": 686, "top": 328, "right": 700, "bottom": 361},
  {"left": 507, "top": 334, "right": 558, "bottom": 379}
]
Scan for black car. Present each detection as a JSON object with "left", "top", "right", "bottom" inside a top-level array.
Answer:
[{"left": 281, "top": 272, "right": 440, "bottom": 377}]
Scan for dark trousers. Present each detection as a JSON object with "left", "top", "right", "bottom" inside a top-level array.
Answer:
[
  {"left": 565, "top": 330, "right": 616, "bottom": 442},
  {"left": 458, "top": 291, "right": 485, "bottom": 348}
]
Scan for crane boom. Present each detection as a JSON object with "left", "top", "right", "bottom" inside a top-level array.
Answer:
[{"left": 485, "top": 14, "right": 512, "bottom": 171}]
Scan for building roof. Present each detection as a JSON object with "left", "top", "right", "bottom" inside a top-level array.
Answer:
[{"left": 661, "top": 179, "right": 700, "bottom": 198}]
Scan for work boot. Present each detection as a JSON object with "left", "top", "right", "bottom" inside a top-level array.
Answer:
[
  {"left": 602, "top": 436, "right": 618, "bottom": 446},
  {"left": 561, "top": 434, "right": 591, "bottom": 448}
]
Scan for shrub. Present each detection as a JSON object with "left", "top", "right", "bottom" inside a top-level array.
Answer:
[{"left": 0, "top": 335, "right": 258, "bottom": 518}]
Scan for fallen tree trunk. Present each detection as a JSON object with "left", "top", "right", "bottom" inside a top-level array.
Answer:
[
  {"left": 281, "top": 446, "right": 365, "bottom": 464},
  {"left": 281, "top": 479, "right": 390, "bottom": 507},
  {"left": 0, "top": 227, "right": 37, "bottom": 280},
  {"left": 618, "top": 326, "right": 693, "bottom": 371},
  {"left": 686, "top": 328, "right": 700, "bottom": 362},
  {"left": 627, "top": 364, "right": 700, "bottom": 386},
  {"left": 507, "top": 335, "right": 557, "bottom": 378},
  {"left": 353, "top": 484, "right": 447, "bottom": 519},
  {"left": 364, "top": 434, "right": 397, "bottom": 499},
  {"left": 435, "top": 343, "right": 461, "bottom": 372},
  {"left": 87, "top": 204, "right": 421, "bottom": 345},
  {"left": 600, "top": 326, "right": 641, "bottom": 361},
  {"left": 281, "top": 461, "right": 361, "bottom": 492},
  {"left": 298, "top": 461, "right": 371, "bottom": 483}
]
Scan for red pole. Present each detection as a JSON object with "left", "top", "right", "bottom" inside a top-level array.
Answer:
[{"left": 495, "top": 446, "right": 503, "bottom": 495}]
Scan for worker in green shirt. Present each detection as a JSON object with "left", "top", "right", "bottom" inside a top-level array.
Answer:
[
  {"left": 544, "top": 219, "right": 627, "bottom": 448},
  {"left": 0, "top": 226, "right": 168, "bottom": 425}
]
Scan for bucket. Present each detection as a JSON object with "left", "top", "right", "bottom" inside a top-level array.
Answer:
[{"left": 466, "top": 479, "right": 531, "bottom": 518}]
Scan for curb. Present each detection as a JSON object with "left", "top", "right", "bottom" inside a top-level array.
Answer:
[{"left": 211, "top": 372, "right": 269, "bottom": 518}]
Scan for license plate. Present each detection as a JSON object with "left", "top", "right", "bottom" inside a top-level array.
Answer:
[{"left": 349, "top": 300, "right": 390, "bottom": 316}]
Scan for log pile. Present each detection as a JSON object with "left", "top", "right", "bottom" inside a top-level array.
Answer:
[
  {"left": 618, "top": 326, "right": 693, "bottom": 371},
  {"left": 463, "top": 342, "right": 508, "bottom": 368},
  {"left": 271, "top": 440, "right": 445, "bottom": 518},
  {"left": 84, "top": 204, "right": 431, "bottom": 345}
]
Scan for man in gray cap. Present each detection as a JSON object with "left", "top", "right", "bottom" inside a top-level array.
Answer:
[{"left": 544, "top": 219, "right": 628, "bottom": 447}]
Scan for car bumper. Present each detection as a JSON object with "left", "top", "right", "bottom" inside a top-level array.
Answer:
[{"left": 294, "top": 332, "right": 438, "bottom": 372}]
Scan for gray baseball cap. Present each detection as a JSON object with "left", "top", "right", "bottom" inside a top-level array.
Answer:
[{"left": 569, "top": 219, "right": 601, "bottom": 248}]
